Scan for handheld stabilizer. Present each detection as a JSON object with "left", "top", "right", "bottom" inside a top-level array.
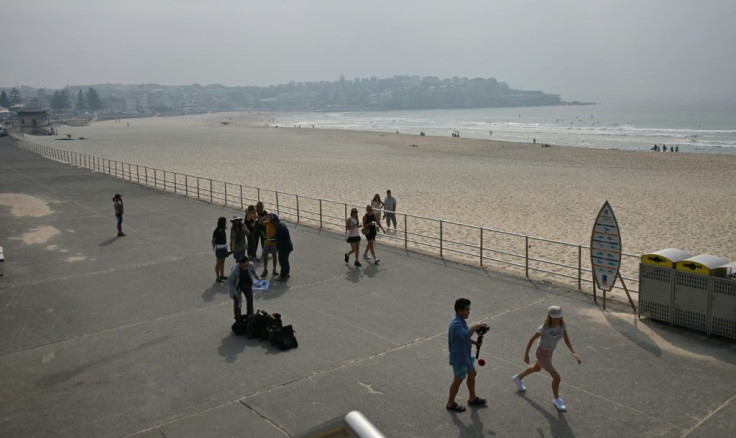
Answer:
[{"left": 475, "top": 325, "right": 489, "bottom": 364}]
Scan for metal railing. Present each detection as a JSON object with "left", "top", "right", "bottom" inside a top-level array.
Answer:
[{"left": 17, "top": 139, "right": 640, "bottom": 296}]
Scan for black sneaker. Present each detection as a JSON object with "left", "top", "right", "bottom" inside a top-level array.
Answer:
[
  {"left": 344, "top": 253, "right": 349, "bottom": 263},
  {"left": 354, "top": 261, "right": 362, "bottom": 267},
  {"left": 374, "top": 259, "right": 380, "bottom": 265},
  {"left": 261, "top": 269, "right": 268, "bottom": 277}
]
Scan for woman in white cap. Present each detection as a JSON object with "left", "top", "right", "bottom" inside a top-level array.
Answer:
[{"left": 511, "top": 305, "right": 581, "bottom": 412}]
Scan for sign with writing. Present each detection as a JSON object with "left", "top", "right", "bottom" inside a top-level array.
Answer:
[{"left": 590, "top": 201, "right": 622, "bottom": 291}]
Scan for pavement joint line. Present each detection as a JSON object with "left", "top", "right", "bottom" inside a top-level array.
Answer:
[
  {"left": 680, "top": 390, "right": 736, "bottom": 437},
  {"left": 0, "top": 252, "right": 212, "bottom": 289},
  {"left": 239, "top": 400, "right": 291, "bottom": 437}
]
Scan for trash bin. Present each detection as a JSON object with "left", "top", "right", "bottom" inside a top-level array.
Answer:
[
  {"left": 711, "top": 262, "right": 736, "bottom": 339},
  {"left": 639, "top": 249, "right": 690, "bottom": 323},
  {"left": 641, "top": 248, "right": 691, "bottom": 268},
  {"left": 639, "top": 262, "right": 674, "bottom": 323},
  {"left": 672, "top": 255, "right": 729, "bottom": 333}
]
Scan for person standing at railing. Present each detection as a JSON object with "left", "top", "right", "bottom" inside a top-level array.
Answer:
[
  {"left": 254, "top": 202, "right": 268, "bottom": 261},
  {"left": 384, "top": 190, "right": 397, "bottom": 231},
  {"left": 344, "top": 208, "right": 363, "bottom": 266},
  {"left": 244, "top": 205, "right": 259, "bottom": 261},
  {"left": 212, "top": 217, "right": 229, "bottom": 283},
  {"left": 362, "top": 205, "right": 385, "bottom": 264},
  {"left": 371, "top": 194, "right": 385, "bottom": 228},
  {"left": 113, "top": 194, "right": 126, "bottom": 237}
]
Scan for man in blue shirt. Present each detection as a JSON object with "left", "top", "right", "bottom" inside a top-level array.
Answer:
[{"left": 446, "top": 298, "right": 488, "bottom": 412}]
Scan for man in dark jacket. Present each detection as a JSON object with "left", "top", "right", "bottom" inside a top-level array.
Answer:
[{"left": 271, "top": 215, "right": 293, "bottom": 281}]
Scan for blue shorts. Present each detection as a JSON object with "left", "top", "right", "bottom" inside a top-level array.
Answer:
[{"left": 452, "top": 364, "right": 475, "bottom": 379}]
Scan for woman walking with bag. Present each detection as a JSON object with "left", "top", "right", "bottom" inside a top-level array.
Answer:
[
  {"left": 511, "top": 306, "right": 582, "bottom": 412},
  {"left": 344, "top": 208, "right": 363, "bottom": 266},
  {"left": 362, "top": 205, "right": 385, "bottom": 264}
]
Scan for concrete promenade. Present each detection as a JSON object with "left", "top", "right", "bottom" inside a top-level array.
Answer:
[{"left": 1, "top": 137, "right": 734, "bottom": 438}]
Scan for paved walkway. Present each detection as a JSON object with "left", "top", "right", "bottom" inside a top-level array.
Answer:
[{"left": 1, "top": 137, "right": 734, "bottom": 438}]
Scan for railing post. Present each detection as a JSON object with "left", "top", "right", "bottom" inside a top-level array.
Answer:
[
  {"left": 240, "top": 185, "right": 243, "bottom": 209},
  {"left": 440, "top": 220, "right": 444, "bottom": 258},
  {"left": 578, "top": 245, "right": 582, "bottom": 290},
  {"left": 185, "top": 175, "right": 189, "bottom": 197},
  {"left": 319, "top": 199, "right": 323, "bottom": 230},
  {"left": 197, "top": 177, "right": 200, "bottom": 200},
  {"left": 136, "top": 165, "right": 139, "bottom": 183},
  {"left": 276, "top": 192, "right": 280, "bottom": 215},
  {"left": 224, "top": 182, "right": 228, "bottom": 206},
  {"left": 257, "top": 188, "right": 261, "bottom": 203},
  {"left": 525, "top": 235, "right": 529, "bottom": 277},
  {"left": 154, "top": 169, "right": 157, "bottom": 188},
  {"left": 173, "top": 172, "right": 177, "bottom": 193},
  {"left": 404, "top": 215, "right": 408, "bottom": 250},
  {"left": 209, "top": 180, "right": 213, "bottom": 203},
  {"left": 145, "top": 167, "right": 148, "bottom": 185},
  {"left": 296, "top": 195, "right": 300, "bottom": 224},
  {"left": 480, "top": 228, "right": 484, "bottom": 267}
]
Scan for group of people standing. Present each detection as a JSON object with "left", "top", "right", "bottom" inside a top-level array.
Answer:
[
  {"left": 344, "top": 190, "right": 397, "bottom": 266},
  {"left": 211, "top": 202, "right": 294, "bottom": 321}
]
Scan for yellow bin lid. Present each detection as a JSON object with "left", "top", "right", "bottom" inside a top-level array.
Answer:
[
  {"left": 676, "top": 254, "right": 730, "bottom": 275},
  {"left": 641, "top": 248, "right": 691, "bottom": 268}
]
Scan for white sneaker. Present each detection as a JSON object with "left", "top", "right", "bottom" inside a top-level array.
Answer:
[
  {"left": 512, "top": 375, "right": 526, "bottom": 392},
  {"left": 553, "top": 397, "right": 567, "bottom": 412},
  {"left": 363, "top": 254, "right": 371, "bottom": 261}
]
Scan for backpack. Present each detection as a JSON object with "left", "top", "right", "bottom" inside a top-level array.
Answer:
[
  {"left": 231, "top": 314, "right": 250, "bottom": 336},
  {"left": 247, "top": 310, "right": 274, "bottom": 340},
  {"left": 275, "top": 325, "right": 298, "bottom": 351},
  {"left": 268, "top": 314, "right": 284, "bottom": 345}
]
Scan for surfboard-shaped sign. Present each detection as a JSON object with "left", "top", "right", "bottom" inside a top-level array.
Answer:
[{"left": 590, "top": 201, "right": 622, "bottom": 291}]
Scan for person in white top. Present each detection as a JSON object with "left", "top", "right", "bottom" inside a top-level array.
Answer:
[
  {"left": 511, "top": 306, "right": 581, "bottom": 412},
  {"left": 344, "top": 208, "right": 363, "bottom": 266},
  {"left": 383, "top": 190, "right": 397, "bottom": 230}
]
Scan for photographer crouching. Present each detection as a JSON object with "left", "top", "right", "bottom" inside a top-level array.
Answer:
[{"left": 446, "top": 298, "right": 489, "bottom": 412}]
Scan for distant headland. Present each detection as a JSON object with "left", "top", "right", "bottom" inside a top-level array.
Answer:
[{"left": 1, "top": 75, "right": 593, "bottom": 115}]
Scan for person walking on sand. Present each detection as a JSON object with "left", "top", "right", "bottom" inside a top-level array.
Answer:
[
  {"left": 211, "top": 217, "right": 228, "bottom": 283},
  {"left": 113, "top": 194, "right": 126, "bottom": 236},
  {"left": 384, "top": 189, "right": 397, "bottom": 230},
  {"left": 362, "top": 205, "right": 385, "bottom": 264},
  {"left": 511, "top": 306, "right": 582, "bottom": 412},
  {"left": 344, "top": 208, "right": 363, "bottom": 266},
  {"left": 229, "top": 215, "right": 248, "bottom": 263},
  {"left": 446, "top": 298, "right": 488, "bottom": 412}
]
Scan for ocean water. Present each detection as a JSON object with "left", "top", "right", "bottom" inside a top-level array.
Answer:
[{"left": 277, "top": 99, "right": 736, "bottom": 154}]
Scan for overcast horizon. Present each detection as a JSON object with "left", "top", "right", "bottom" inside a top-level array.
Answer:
[{"left": 3, "top": 0, "right": 736, "bottom": 105}]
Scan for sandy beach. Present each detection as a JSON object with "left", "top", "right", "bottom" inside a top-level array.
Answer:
[{"left": 21, "top": 112, "right": 736, "bottom": 279}]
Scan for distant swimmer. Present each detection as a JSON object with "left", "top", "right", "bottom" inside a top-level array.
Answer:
[{"left": 489, "top": 130, "right": 493, "bottom": 136}]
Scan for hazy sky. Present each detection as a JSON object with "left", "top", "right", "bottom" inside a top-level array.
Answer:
[{"left": 3, "top": 0, "right": 736, "bottom": 103}]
